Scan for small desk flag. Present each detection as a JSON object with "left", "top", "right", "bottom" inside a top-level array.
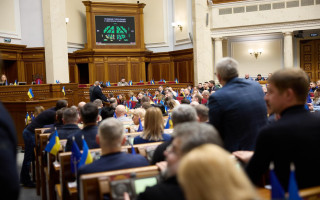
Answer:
[
  {"left": 270, "top": 162, "right": 285, "bottom": 199},
  {"left": 28, "top": 88, "right": 34, "bottom": 99},
  {"left": 62, "top": 86, "right": 66, "bottom": 96},
  {"left": 71, "top": 137, "right": 81, "bottom": 174},
  {"left": 165, "top": 115, "right": 173, "bottom": 129},
  {"left": 45, "top": 130, "right": 61, "bottom": 156},
  {"left": 78, "top": 138, "right": 93, "bottom": 168},
  {"left": 137, "top": 118, "right": 143, "bottom": 132},
  {"left": 288, "top": 163, "right": 302, "bottom": 200}
]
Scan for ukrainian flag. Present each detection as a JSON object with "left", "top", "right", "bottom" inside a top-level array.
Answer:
[
  {"left": 45, "top": 130, "right": 61, "bottom": 156},
  {"left": 62, "top": 86, "right": 66, "bottom": 96},
  {"left": 137, "top": 118, "right": 143, "bottom": 132},
  {"left": 14, "top": 80, "right": 17, "bottom": 86},
  {"left": 165, "top": 115, "right": 173, "bottom": 129},
  {"left": 78, "top": 138, "right": 93, "bottom": 168},
  {"left": 175, "top": 78, "right": 178, "bottom": 84},
  {"left": 27, "top": 88, "right": 34, "bottom": 99},
  {"left": 25, "top": 112, "right": 31, "bottom": 125},
  {"left": 129, "top": 80, "right": 133, "bottom": 86}
]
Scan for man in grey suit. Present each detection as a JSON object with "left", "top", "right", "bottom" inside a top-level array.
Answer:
[{"left": 208, "top": 57, "right": 267, "bottom": 152}]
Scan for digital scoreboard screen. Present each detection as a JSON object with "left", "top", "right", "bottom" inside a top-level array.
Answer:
[{"left": 95, "top": 16, "right": 136, "bottom": 45}]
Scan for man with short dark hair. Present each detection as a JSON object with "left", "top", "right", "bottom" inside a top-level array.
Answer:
[
  {"left": 209, "top": 57, "right": 267, "bottom": 152},
  {"left": 65, "top": 103, "right": 99, "bottom": 151},
  {"left": 195, "top": 104, "right": 209, "bottom": 122},
  {"left": 117, "top": 77, "right": 129, "bottom": 86},
  {"left": 208, "top": 80, "right": 218, "bottom": 93},
  {"left": 51, "top": 107, "right": 80, "bottom": 139},
  {"left": 242, "top": 68, "right": 320, "bottom": 190}
]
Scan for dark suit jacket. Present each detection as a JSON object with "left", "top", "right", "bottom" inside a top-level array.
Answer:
[
  {"left": 89, "top": 85, "right": 95, "bottom": 101},
  {"left": 209, "top": 77, "right": 267, "bottom": 152},
  {"left": 49, "top": 124, "right": 80, "bottom": 140},
  {"left": 0, "top": 102, "right": 20, "bottom": 200},
  {"left": 138, "top": 176, "right": 184, "bottom": 200},
  {"left": 246, "top": 105, "right": 320, "bottom": 190},
  {"left": 90, "top": 86, "right": 109, "bottom": 102},
  {"left": 26, "top": 107, "right": 56, "bottom": 132},
  {"left": 65, "top": 125, "right": 99, "bottom": 151}
]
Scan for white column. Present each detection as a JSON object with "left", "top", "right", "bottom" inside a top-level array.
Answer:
[
  {"left": 42, "top": 0, "right": 69, "bottom": 84},
  {"left": 283, "top": 32, "right": 293, "bottom": 68},
  {"left": 192, "top": 0, "right": 214, "bottom": 84},
  {"left": 214, "top": 37, "right": 223, "bottom": 66}
]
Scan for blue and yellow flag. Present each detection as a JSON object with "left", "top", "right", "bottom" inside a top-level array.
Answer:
[
  {"left": 62, "top": 86, "right": 66, "bottom": 96},
  {"left": 25, "top": 112, "right": 31, "bottom": 125},
  {"left": 128, "top": 101, "right": 132, "bottom": 109},
  {"left": 137, "top": 118, "right": 143, "bottom": 132},
  {"left": 5, "top": 80, "right": 8, "bottom": 86},
  {"left": 163, "top": 79, "right": 166, "bottom": 83},
  {"left": 131, "top": 145, "right": 136, "bottom": 155},
  {"left": 71, "top": 137, "right": 81, "bottom": 173},
  {"left": 27, "top": 88, "right": 34, "bottom": 99},
  {"left": 14, "top": 80, "right": 17, "bottom": 86},
  {"left": 78, "top": 138, "right": 93, "bottom": 168},
  {"left": 175, "top": 78, "right": 178, "bottom": 84},
  {"left": 129, "top": 80, "right": 133, "bottom": 86},
  {"left": 45, "top": 130, "right": 61, "bottom": 156},
  {"left": 164, "top": 106, "right": 168, "bottom": 114},
  {"left": 31, "top": 112, "right": 35, "bottom": 120},
  {"left": 165, "top": 115, "right": 173, "bottom": 129},
  {"left": 113, "top": 112, "right": 117, "bottom": 118}
]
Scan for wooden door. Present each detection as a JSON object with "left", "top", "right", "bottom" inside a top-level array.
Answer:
[{"left": 300, "top": 39, "right": 320, "bottom": 82}]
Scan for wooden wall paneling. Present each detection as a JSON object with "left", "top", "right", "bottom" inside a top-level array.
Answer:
[
  {"left": 69, "top": 63, "right": 75, "bottom": 83},
  {"left": 316, "top": 40, "right": 320, "bottom": 81},
  {"left": 119, "top": 63, "right": 127, "bottom": 81},
  {"left": 130, "top": 63, "right": 140, "bottom": 82},
  {"left": 108, "top": 64, "right": 118, "bottom": 83},
  {"left": 127, "top": 58, "right": 132, "bottom": 81},
  {"left": 160, "top": 63, "right": 170, "bottom": 81},
  {"left": 25, "top": 62, "right": 34, "bottom": 84},
  {"left": 88, "top": 62, "right": 95, "bottom": 84},
  {"left": 74, "top": 63, "right": 79, "bottom": 83},
  {"left": 95, "top": 63, "right": 105, "bottom": 82},
  {"left": 300, "top": 40, "right": 320, "bottom": 82}
]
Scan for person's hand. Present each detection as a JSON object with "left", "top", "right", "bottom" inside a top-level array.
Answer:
[
  {"left": 232, "top": 151, "right": 254, "bottom": 164},
  {"left": 156, "top": 161, "right": 167, "bottom": 173},
  {"left": 124, "top": 192, "right": 130, "bottom": 200},
  {"left": 307, "top": 103, "right": 314, "bottom": 111}
]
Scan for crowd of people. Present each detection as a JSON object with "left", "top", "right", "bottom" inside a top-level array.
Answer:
[{"left": 2, "top": 57, "right": 320, "bottom": 200}]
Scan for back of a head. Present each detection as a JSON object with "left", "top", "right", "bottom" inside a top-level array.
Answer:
[
  {"left": 94, "top": 81, "right": 100, "bottom": 86},
  {"left": 178, "top": 144, "right": 257, "bottom": 200},
  {"left": 99, "top": 118, "right": 124, "bottom": 147},
  {"left": 173, "top": 122, "right": 223, "bottom": 154},
  {"left": 100, "top": 107, "right": 115, "bottom": 120},
  {"left": 93, "top": 99, "right": 103, "bottom": 108},
  {"left": 216, "top": 57, "right": 239, "bottom": 82},
  {"left": 141, "top": 96, "right": 150, "bottom": 104},
  {"left": 180, "top": 98, "right": 190, "bottom": 104},
  {"left": 152, "top": 103, "right": 166, "bottom": 115},
  {"left": 115, "top": 105, "right": 126, "bottom": 115},
  {"left": 56, "top": 100, "right": 68, "bottom": 110},
  {"left": 80, "top": 102, "right": 98, "bottom": 124},
  {"left": 143, "top": 107, "right": 164, "bottom": 140},
  {"left": 268, "top": 68, "right": 309, "bottom": 103},
  {"left": 78, "top": 102, "right": 86, "bottom": 110},
  {"left": 171, "top": 105, "right": 197, "bottom": 126},
  {"left": 63, "top": 107, "right": 79, "bottom": 124},
  {"left": 133, "top": 108, "right": 146, "bottom": 119},
  {"left": 56, "top": 108, "right": 66, "bottom": 124},
  {"left": 195, "top": 104, "right": 209, "bottom": 122},
  {"left": 141, "top": 102, "right": 152, "bottom": 110}
]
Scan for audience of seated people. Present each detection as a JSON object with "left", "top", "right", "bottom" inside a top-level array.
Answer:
[
  {"left": 15, "top": 62, "right": 320, "bottom": 200},
  {"left": 133, "top": 107, "right": 171, "bottom": 144}
]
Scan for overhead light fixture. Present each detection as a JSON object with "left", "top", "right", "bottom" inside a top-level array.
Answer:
[
  {"left": 65, "top": 18, "right": 69, "bottom": 24},
  {"left": 248, "top": 48, "right": 263, "bottom": 59}
]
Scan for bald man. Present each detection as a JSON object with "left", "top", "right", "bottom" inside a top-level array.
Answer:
[{"left": 115, "top": 105, "right": 132, "bottom": 122}]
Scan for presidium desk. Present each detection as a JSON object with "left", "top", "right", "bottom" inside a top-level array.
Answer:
[{"left": 0, "top": 82, "right": 189, "bottom": 147}]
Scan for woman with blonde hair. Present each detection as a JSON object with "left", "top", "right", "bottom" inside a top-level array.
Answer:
[
  {"left": 178, "top": 144, "right": 259, "bottom": 200},
  {"left": 133, "top": 107, "right": 171, "bottom": 144},
  {"left": 132, "top": 108, "right": 146, "bottom": 126}
]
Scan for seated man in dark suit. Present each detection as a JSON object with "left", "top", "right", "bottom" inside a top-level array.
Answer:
[
  {"left": 49, "top": 107, "right": 80, "bottom": 140},
  {"left": 209, "top": 57, "right": 267, "bottom": 152},
  {"left": 90, "top": 82, "right": 109, "bottom": 103},
  {"left": 65, "top": 103, "right": 99, "bottom": 151},
  {"left": 236, "top": 68, "right": 320, "bottom": 190},
  {"left": 20, "top": 99, "right": 68, "bottom": 187},
  {"left": 77, "top": 118, "right": 149, "bottom": 190},
  {"left": 136, "top": 122, "right": 223, "bottom": 200}
]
